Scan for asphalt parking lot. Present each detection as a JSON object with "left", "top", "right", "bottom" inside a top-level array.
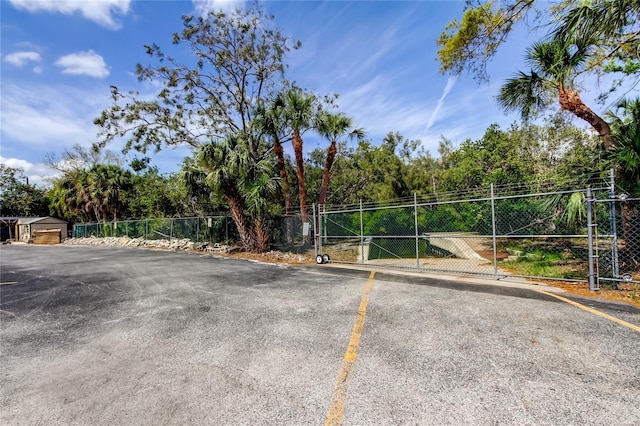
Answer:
[{"left": 1, "top": 244, "right": 639, "bottom": 425}]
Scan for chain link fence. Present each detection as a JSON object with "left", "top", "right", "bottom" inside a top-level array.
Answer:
[
  {"left": 271, "top": 214, "right": 315, "bottom": 251},
  {"left": 73, "top": 215, "right": 233, "bottom": 243},
  {"left": 595, "top": 197, "right": 640, "bottom": 287},
  {"left": 72, "top": 213, "right": 314, "bottom": 252},
  {"left": 316, "top": 184, "right": 639, "bottom": 289},
  {"left": 69, "top": 177, "right": 639, "bottom": 291}
]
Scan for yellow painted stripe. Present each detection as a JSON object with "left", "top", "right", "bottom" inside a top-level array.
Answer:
[
  {"left": 534, "top": 289, "right": 640, "bottom": 333},
  {"left": 325, "top": 271, "right": 376, "bottom": 426},
  {"left": 0, "top": 282, "right": 18, "bottom": 286}
]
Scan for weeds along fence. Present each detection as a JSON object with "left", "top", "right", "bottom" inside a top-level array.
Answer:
[
  {"left": 315, "top": 180, "right": 640, "bottom": 289},
  {"left": 72, "top": 215, "right": 234, "bottom": 243}
]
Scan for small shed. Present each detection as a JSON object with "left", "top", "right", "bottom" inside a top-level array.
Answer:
[{"left": 16, "top": 217, "right": 68, "bottom": 244}]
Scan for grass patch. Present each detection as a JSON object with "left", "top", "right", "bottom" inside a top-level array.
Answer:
[{"left": 501, "top": 248, "right": 588, "bottom": 280}]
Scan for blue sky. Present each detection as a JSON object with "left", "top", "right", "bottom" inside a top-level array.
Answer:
[{"left": 0, "top": 0, "right": 611, "bottom": 186}]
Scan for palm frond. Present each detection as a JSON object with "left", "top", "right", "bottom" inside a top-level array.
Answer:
[
  {"left": 565, "top": 191, "right": 586, "bottom": 227},
  {"left": 526, "top": 38, "right": 592, "bottom": 82},
  {"left": 554, "top": 0, "right": 638, "bottom": 42},
  {"left": 497, "top": 71, "right": 551, "bottom": 120}
]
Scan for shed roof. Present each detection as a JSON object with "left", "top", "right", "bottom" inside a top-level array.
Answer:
[{"left": 16, "top": 217, "right": 67, "bottom": 225}]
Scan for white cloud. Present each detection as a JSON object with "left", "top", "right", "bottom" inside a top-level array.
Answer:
[
  {"left": 3, "top": 51, "right": 41, "bottom": 67},
  {"left": 193, "top": 0, "right": 245, "bottom": 15},
  {"left": 0, "top": 83, "right": 108, "bottom": 150},
  {"left": 54, "top": 50, "right": 109, "bottom": 78},
  {"left": 337, "top": 76, "right": 430, "bottom": 141},
  {"left": 0, "top": 81, "right": 190, "bottom": 175},
  {"left": 9, "top": 0, "right": 131, "bottom": 30},
  {"left": 424, "top": 76, "right": 457, "bottom": 134},
  {"left": 0, "top": 156, "right": 58, "bottom": 187}
]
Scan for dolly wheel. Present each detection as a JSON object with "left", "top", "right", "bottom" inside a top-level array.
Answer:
[
  {"left": 316, "top": 255, "right": 324, "bottom": 264},
  {"left": 322, "top": 253, "right": 330, "bottom": 263}
]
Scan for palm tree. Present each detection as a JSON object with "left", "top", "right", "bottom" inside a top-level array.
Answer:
[
  {"left": 184, "top": 132, "right": 278, "bottom": 252},
  {"left": 71, "top": 169, "right": 100, "bottom": 223},
  {"left": 314, "top": 111, "right": 365, "bottom": 207},
  {"left": 553, "top": 0, "right": 640, "bottom": 74},
  {"left": 283, "top": 87, "right": 316, "bottom": 222},
  {"left": 498, "top": 37, "right": 613, "bottom": 149},
  {"left": 104, "top": 165, "right": 132, "bottom": 224},
  {"left": 86, "top": 165, "right": 132, "bottom": 224},
  {"left": 254, "top": 93, "right": 294, "bottom": 216},
  {"left": 608, "top": 98, "right": 640, "bottom": 194},
  {"left": 49, "top": 179, "right": 77, "bottom": 221}
]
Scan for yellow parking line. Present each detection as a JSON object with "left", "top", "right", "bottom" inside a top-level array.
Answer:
[
  {"left": 325, "top": 271, "right": 376, "bottom": 426},
  {"left": 534, "top": 289, "right": 640, "bottom": 333}
]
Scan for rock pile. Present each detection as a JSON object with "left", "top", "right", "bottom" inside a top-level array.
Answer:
[
  {"left": 63, "top": 237, "right": 312, "bottom": 264},
  {"left": 64, "top": 236, "right": 219, "bottom": 252}
]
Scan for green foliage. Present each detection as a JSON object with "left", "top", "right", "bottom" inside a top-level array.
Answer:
[
  {"left": 329, "top": 135, "right": 411, "bottom": 203},
  {"left": 95, "top": 6, "right": 298, "bottom": 153},
  {"left": 49, "top": 164, "right": 134, "bottom": 223},
  {"left": 128, "top": 167, "right": 211, "bottom": 219},
  {"left": 607, "top": 98, "right": 640, "bottom": 195},
  {"left": 553, "top": 0, "right": 640, "bottom": 81},
  {"left": 439, "top": 0, "right": 639, "bottom": 91},
  {"left": 364, "top": 208, "right": 414, "bottom": 236},
  {"left": 497, "top": 36, "right": 615, "bottom": 148},
  {"left": 500, "top": 240, "right": 588, "bottom": 280},
  {"left": 0, "top": 165, "right": 49, "bottom": 217},
  {"left": 438, "top": 123, "right": 538, "bottom": 191},
  {"left": 183, "top": 132, "right": 279, "bottom": 251},
  {"left": 314, "top": 110, "right": 365, "bottom": 207},
  {"left": 437, "top": 1, "right": 536, "bottom": 82}
]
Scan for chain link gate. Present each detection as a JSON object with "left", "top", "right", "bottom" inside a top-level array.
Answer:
[
  {"left": 594, "top": 194, "right": 640, "bottom": 289},
  {"left": 314, "top": 174, "right": 639, "bottom": 291}
]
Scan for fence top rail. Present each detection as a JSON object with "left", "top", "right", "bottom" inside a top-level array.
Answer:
[
  {"left": 322, "top": 188, "right": 603, "bottom": 214},
  {"left": 74, "top": 215, "right": 231, "bottom": 228},
  {"left": 594, "top": 197, "right": 640, "bottom": 203},
  {"left": 321, "top": 233, "right": 588, "bottom": 239}
]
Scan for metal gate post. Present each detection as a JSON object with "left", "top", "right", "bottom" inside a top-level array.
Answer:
[
  {"left": 609, "top": 169, "right": 620, "bottom": 282},
  {"left": 491, "top": 184, "right": 498, "bottom": 276},
  {"left": 312, "top": 204, "right": 319, "bottom": 257},
  {"left": 587, "top": 188, "right": 597, "bottom": 291},
  {"left": 319, "top": 205, "right": 324, "bottom": 256},
  {"left": 360, "top": 199, "right": 364, "bottom": 264},
  {"left": 414, "top": 193, "right": 420, "bottom": 269}
]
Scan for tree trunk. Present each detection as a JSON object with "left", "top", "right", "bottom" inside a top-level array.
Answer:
[
  {"left": 273, "top": 137, "right": 292, "bottom": 216},
  {"left": 254, "top": 215, "right": 271, "bottom": 253},
  {"left": 318, "top": 140, "right": 337, "bottom": 208},
  {"left": 225, "top": 193, "right": 255, "bottom": 252},
  {"left": 292, "top": 129, "right": 308, "bottom": 222},
  {"left": 558, "top": 87, "right": 612, "bottom": 149}
]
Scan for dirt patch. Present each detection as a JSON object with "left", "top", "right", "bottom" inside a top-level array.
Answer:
[
  {"left": 224, "top": 250, "right": 314, "bottom": 265},
  {"left": 541, "top": 280, "right": 640, "bottom": 308}
]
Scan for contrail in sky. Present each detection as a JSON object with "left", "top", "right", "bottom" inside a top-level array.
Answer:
[{"left": 423, "top": 75, "right": 457, "bottom": 134}]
